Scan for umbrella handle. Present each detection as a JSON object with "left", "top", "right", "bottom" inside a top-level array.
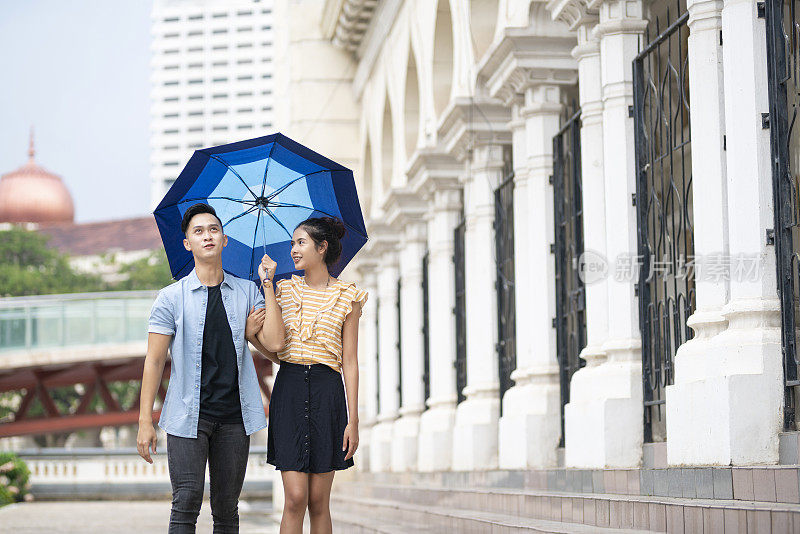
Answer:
[{"left": 260, "top": 207, "right": 268, "bottom": 257}]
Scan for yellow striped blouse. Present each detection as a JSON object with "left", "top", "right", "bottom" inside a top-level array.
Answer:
[{"left": 274, "top": 275, "right": 368, "bottom": 372}]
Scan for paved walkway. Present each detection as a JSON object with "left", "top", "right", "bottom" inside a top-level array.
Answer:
[{"left": 0, "top": 500, "right": 279, "bottom": 533}]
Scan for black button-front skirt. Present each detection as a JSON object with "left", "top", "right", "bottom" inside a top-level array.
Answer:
[{"left": 267, "top": 361, "right": 354, "bottom": 473}]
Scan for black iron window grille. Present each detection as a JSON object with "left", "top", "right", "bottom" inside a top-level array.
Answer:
[
  {"left": 454, "top": 211, "right": 467, "bottom": 404},
  {"left": 422, "top": 250, "right": 431, "bottom": 405},
  {"left": 632, "top": 2, "right": 696, "bottom": 443},
  {"left": 552, "top": 105, "right": 587, "bottom": 447},
  {"left": 765, "top": 0, "right": 800, "bottom": 430},
  {"left": 396, "top": 278, "right": 402, "bottom": 409},
  {"left": 375, "top": 296, "right": 380, "bottom": 415},
  {"left": 495, "top": 145, "right": 516, "bottom": 414}
]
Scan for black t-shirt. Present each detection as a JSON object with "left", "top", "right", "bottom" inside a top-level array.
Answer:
[{"left": 199, "top": 284, "right": 243, "bottom": 423}]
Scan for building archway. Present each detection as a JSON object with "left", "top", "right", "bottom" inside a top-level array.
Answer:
[
  {"left": 470, "top": 0, "right": 499, "bottom": 62},
  {"left": 432, "top": 0, "right": 454, "bottom": 119},
  {"left": 360, "top": 138, "right": 373, "bottom": 218},
  {"left": 404, "top": 46, "right": 421, "bottom": 160},
  {"left": 381, "top": 94, "right": 394, "bottom": 194}
]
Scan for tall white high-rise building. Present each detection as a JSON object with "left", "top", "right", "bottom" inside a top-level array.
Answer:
[{"left": 149, "top": 0, "right": 275, "bottom": 208}]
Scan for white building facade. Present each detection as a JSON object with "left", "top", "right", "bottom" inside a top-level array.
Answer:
[
  {"left": 277, "top": 0, "right": 800, "bottom": 476},
  {"left": 149, "top": 0, "right": 276, "bottom": 208}
]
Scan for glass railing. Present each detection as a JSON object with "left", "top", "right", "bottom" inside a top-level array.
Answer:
[{"left": 0, "top": 291, "right": 157, "bottom": 353}]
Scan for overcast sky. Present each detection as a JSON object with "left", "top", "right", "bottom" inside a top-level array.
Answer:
[{"left": 0, "top": 1, "right": 153, "bottom": 223}]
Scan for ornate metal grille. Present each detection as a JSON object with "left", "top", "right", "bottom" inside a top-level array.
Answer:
[
  {"left": 765, "top": 0, "right": 800, "bottom": 430},
  {"left": 422, "top": 250, "right": 431, "bottom": 405},
  {"left": 552, "top": 106, "right": 587, "bottom": 446},
  {"left": 396, "top": 278, "right": 402, "bottom": 408},
  {"left": 632, "top": 4, "right": 696, "bottom": 443},
  {"left": 454, "top": 214, "right": 467, "bottom": 404},
  {"left": 495, "top": 146, "right": 516, "bottom": 413},
  {"left": 375, "top": 296, "right": 380, "bottom": 414}
]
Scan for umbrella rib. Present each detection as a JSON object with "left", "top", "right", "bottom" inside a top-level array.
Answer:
[
  {"left": 260, "top": 141, "right": 278, "bottom": 200},
  {"left": 183, "top": 196, "right": 252, "bottom": 204},
  {"left": 170, "top": 255, "right": 195, "bottom": 282},
  {"left": 262, "top": 206, "right": 294, "bottom": 239},
  {"left": 155, "top": 196, "right": 252, "bottom": 211},
  {"left": 267, "top": 201, "right": 367, "bottom": 239},
  {"left": 266, "top": 169, "right": 330, "bottom": 200},
  {"left": 206, "top": 153, "right": 259, "bottom": 200},
  {"left": 222, "top": 204, "right": 260, "bottom": 228},
  {"left": 250, "top": 208, "right": 264, "bottom": 282},
  {"left": 184, "top": 195, "right": 251, "bottom": 205}
]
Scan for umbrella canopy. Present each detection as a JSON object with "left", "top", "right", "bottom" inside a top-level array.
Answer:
[{"left": 154, "top": 133, "right": 368, "bottom": 284}]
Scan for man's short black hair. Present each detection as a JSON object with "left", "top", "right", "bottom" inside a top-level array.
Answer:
[{"left": 181, "top": 203, "right": 223, "bottom": 235}]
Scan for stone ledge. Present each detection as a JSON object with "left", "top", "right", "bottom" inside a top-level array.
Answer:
[
  {"left": 340, "top": 465, "right": 800, "bottom": 505},
  {"left": 333, "top": 481, "right": 800, "bottom": 532},
  {"left": 331, "top": 493, "right": 652, "bottom": 533}
]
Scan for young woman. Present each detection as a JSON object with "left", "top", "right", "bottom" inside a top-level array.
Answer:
[{"left": 261, "top": 216, "right": 367, "bottom": 534}]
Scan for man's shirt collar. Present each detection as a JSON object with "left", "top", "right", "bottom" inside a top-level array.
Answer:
[{"left": 187, "top": 267, "right": 233, "bottom": 291}]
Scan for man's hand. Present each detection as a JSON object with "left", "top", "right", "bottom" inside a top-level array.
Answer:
[
  {"left": 137, "top": 421, "right": 158, "bottom": 464},
  {"left": 245, "top": 305, "right": 266, "bottom": 340},
  {"left": 258, "top": 254, "right": 277, "bottom": 284},
  {"left": 342, "top": 422, "right": 359, "bottom": 461}
]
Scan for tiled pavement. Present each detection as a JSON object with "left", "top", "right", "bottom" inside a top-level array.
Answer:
[{"left": 0, "top": 500, "right": 279, "bottom": 533}]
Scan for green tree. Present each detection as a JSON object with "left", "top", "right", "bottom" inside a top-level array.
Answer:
[
  {"left": 0, "top": 452, "right": 31, "bottom": 506},
  {"left": 0, "top": 228, "right": 105, "bottom": 297},
  {"left": 114, "top": 249, "right": 174, "bottom": 290}
]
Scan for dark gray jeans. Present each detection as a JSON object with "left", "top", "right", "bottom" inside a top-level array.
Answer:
[{"left": 167, "top": 418, "right": 250, "bottom": 534}]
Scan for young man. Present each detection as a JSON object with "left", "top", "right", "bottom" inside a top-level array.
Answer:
[{"left": 137, "top": 203, "right": 284, "bottom": 533}]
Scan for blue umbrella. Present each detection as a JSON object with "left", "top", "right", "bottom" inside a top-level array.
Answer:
[{"left": 153, "top": 133, "right": 368, "bottom": 284}]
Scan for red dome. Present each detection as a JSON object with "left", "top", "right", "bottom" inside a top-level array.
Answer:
[{"left": 0, "top": 133, "right": 74, "bottom": 224}]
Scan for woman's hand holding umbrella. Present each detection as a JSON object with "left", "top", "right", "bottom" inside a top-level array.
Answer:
[{"left": 259, "top": 253, "right": 277, "bottom": 287}]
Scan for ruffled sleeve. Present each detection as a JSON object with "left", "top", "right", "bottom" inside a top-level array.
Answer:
[
  {"left": 275, "top": 278, "right": 298, "bottom": 308},
  {"left": 274, "top": 278, "right": 286, "bottom": 299},
  {"left": 343, "top": 285, "right": 369, "bottom": 319}
]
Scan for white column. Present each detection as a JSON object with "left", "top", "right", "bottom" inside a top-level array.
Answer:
[
  {"left": 452, "top": 143, "right": 502, "bottom": 471},
  {"left": 369, "top": 242, "right": 400, "bottom": 473},
  {"left": 355, "top": 262, "right": 378, "bottom": 471},
  {"left": 667, "top": 0, "right": 782, "bottom": 465},
  {"left": 418, "top": 184, "right": 462, "bottom": 471},
  {"left": 565, "top": 0, "right": 647, "bottom": 468},
  {"left": 498, "top": 87, "right": 564, "bottom": 469},
  {"left": 570, "top": 21, "right": 608, "bottom": 370},
  {"left": 391, "top": 217, "right": 427, "bottom": 472},
  {"left": 561, "top": 16, "right": 619, "bottom": 466}
]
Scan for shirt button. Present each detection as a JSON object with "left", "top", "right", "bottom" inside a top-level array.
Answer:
[{"left": 305, "top": 414, "right": 309, "bottom": 419}]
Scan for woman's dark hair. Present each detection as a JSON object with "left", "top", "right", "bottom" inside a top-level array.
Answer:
[
  {"left": 297, "top": 216, "right": 346, "bottom": 266},
  {"left": 181, "top": 203, "right": 223, "bottom": 235}
]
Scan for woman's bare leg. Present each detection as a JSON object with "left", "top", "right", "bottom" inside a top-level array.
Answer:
[
  {"left": 307, "top": 471, "right": 335, "bottom": 534},
  {"left": 280, "top": 471, "right": 309, "bottom": 534}
]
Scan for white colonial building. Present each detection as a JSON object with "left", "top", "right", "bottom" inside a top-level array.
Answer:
[
  {"left": 272, "top": 0, "right": 800, "bottom": 529},
  {"left": 149, "top": 0, "right": 276, "bottom": 208}
]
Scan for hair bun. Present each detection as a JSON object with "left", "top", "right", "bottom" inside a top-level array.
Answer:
[
  {"left": 296, "top": 216, "right": 346, "bottom": 267},
  {"left": 322, "top": 216, "right": 346, "bottom": 240}
]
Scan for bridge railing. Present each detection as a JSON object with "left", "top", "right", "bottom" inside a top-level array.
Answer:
[
  {"left": 0, "top": 291, "right": 157, "bottom": 353},
  {"left": 14, "top": 447, "right": 273, "bottom": 499}
]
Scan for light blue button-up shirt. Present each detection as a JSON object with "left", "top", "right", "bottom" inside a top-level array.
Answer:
[{"left": 148, "top": 268, "right": 268, "bottom": 438}]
